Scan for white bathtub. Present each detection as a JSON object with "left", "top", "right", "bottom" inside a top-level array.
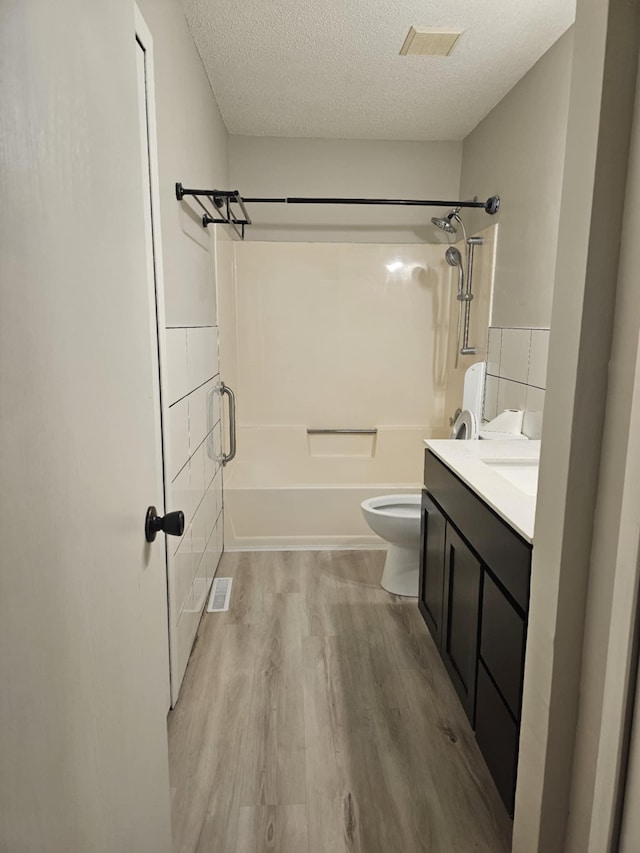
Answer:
[
  {"left": 223, "top": 481, "right": 421, "bottom": 550},
  {"left": 221, "top": 426, "right": 441, "bottom": 550}
]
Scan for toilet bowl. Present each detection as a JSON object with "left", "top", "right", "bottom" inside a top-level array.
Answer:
[{"left": 360, "top": 494, "right": 422, "bottom": 597}]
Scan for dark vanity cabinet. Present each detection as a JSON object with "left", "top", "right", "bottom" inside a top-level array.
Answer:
[{"left": 419, "top": 450, "right": 532, "bottom": 816}]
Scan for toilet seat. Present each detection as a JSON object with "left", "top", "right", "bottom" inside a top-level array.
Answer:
[
  {"left": 450, "top": 409, "right": 478, "bottom": 440},
  {"left": 363, "top": 494, "right": 421, "bottom": 517}
]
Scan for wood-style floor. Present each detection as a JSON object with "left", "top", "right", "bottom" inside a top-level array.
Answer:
[{"left": 168, "top": 550, "right": 512, "bottom": 853}]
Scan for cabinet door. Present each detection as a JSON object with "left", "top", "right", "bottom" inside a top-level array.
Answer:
[
  {"left": 442, "top": 525, "right": 482, "bottom": 723},
  {"left": 480, "top": 570, "right": 526, "bottom": 718},
  {"left": 475, "top": 661, "right": 519, "bottom": 816},
  {"left": 418, "top": 491, "right": 447, "bottom": 648}
]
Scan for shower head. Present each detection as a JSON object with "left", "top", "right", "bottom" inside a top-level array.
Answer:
[
  {"left": 445, "top": 246, "right": 462, "bottom": 267},
  {"left": 431, "top": 215, "right": 457, "bottom": 234},
  {"left": 434, "top": 206, "right": 469, "bottom": 244}
]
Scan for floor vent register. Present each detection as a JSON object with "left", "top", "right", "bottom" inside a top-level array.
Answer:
[{"left": 207, "top": 577, "right": 233, "bottom": 613}]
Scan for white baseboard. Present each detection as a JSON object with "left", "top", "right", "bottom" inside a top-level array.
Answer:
[{"left": 223, "top": 536, "right": 387, "bottom": 552}]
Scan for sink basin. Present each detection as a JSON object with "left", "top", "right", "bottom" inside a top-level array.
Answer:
[{"left": 481, "top": 458, "right": 539, "bottom": 496}]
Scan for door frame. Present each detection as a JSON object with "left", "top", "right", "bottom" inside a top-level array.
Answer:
[
  {"left": 596, "top": 336, "right": 640, "bottom": 851},
  {"left": 134, "top": 5, "right": 173, "bottom": 708},
  {"left": 582, "top": 53, "right": 640, "bottom": 849}
]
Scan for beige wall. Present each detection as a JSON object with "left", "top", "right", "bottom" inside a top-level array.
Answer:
[
  {"left": 460, "top": 29, "right": 574, "bottom": 329},
  {"left": 228, "top": 136, "right": 463, "bottom": 243}
]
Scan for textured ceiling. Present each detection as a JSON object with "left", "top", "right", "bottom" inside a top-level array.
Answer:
[{"left": 181, "top": 0, "right": 575, "bottom": 141}]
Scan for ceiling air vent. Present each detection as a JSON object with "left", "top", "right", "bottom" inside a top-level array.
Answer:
[{"left": 399, "top": 27, "right": 463, "bottom": 57}]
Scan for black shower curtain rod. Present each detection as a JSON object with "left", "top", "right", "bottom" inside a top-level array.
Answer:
[
  {"left": 243, "top": 195, "right": 500, "bottom": 213},
  {"left": 175, "top": 182, "right": 500, "bottom": 238}
]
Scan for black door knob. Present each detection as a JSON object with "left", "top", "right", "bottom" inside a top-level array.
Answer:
[{"left": 145, "top": 506, "right": 185, "bottom": 543}]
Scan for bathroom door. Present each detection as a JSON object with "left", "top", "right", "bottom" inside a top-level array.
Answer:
[
  {"left": 135, "top": 14, "right": 172, "bottom": 711},
  {"left": 0, "top": 3, "right": 172, "bottom": 850},
  {"left": 134, "top": 10, "right": 225, "bottom": 707}
]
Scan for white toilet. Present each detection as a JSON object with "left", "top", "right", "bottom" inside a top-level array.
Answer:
[
  {"left": 451, "top": 362, "right": 528, "bottom": 440},
  {"left": 360, "top": 494, "right": 422, "bottom": 597},
  {"left": 362, "top": 363, "right": 528, "bottom": 598},
  {"left": 450, "top": 362, "right": 486, "bottom": 439}
]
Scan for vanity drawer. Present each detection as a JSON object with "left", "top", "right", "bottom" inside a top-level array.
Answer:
[
  {"left": 424, "top": 450, "right": 532, "bottom": 611},
  {"left": 480, "top": 570, "right": 526, "bottom": 718},
  {"left": 475, "top": 660, "right": 519, "bottom": 817}
]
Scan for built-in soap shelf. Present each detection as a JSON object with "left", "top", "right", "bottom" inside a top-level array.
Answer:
[{"left": 306, "top": 427, "right": 378, "bottom": 458}]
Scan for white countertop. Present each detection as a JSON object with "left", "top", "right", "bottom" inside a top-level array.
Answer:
[{"left": 424, "top": 439, "right": 541, "bottom": 543}]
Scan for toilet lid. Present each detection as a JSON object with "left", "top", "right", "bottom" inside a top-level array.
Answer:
[{"left": 450, "top": 410, "right": 477, "bottom": 440}]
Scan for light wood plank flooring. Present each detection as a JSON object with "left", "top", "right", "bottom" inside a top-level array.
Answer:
[{"left": 168, "top": 550, "right": 512, "bottom": 853}]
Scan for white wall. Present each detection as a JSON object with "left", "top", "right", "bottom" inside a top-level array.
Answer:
[
  {"left": 228, "top": 136, "right": 463, "bottom": 243},
  {"left": 460, "top": 29, "right": 574, "bottom": 329},
  {"left": 136, "top": 0, "right": 229, "bottom": 700}
]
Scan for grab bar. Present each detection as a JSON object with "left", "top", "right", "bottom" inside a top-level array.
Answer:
[
  {"left": 220, "top": 382, "right": 236, "bottom": 466},
  {"left": 307, "top": 428, "right": 377, "bottom": 435}
]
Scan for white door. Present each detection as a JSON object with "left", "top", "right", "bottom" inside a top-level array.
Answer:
[
  {"left": 133, "top": 5, "right": 225, "bottom": 708},
  {"left": 0, "top": 3, "right": 172, "bottom": 850},
  {"left": 135, "top": 15, "right": 172, "bottom": 711}
]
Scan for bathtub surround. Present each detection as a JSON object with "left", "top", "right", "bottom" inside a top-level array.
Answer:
[
  {"left": 484, "top": 326, "right": 549, "bottom": 440},
  {"left": 219, "top": 240, "right": 486, "bottom": 549}
]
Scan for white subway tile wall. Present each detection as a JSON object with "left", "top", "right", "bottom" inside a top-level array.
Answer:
[
  {"left": 487, "top": 328, "right": 502, "bottom": 377},
  {"left": 165, "top": 328, "right": 189, "bottom": 405},
  {"left": 499, "top": 328, "right": 532, "bottom": 383},
  {"left": 523, "top": 386, "right": 545, "bottom": 440},
  {"left": 484, "top": 326, "right": 550, "bottom": 439},
  {"left": 484, "top": 375, "right": 499, "bottom": 422},
  {"left": 497, "top": 375, "right": 527, "bottom": 414},
  {"left": 169, "top": 396, "right": 189, "bottom": 480},
  {"left": 528, "top": 329, "right": 550, "bottom": 389},
  {"left": 164, "top": 324, "right": 223, "bottom": 699}
]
